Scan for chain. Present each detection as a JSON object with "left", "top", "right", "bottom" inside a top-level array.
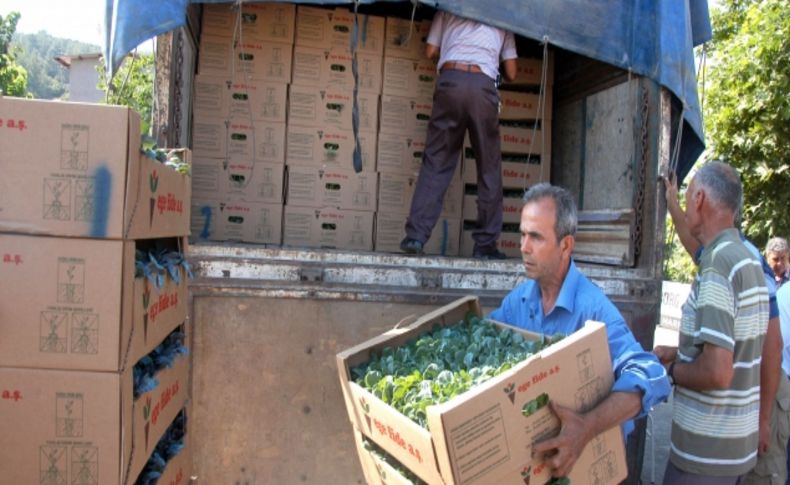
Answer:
[
  {"left": 632, "top": 82, "right": 650, "bottom": 264},
  {"left": 173, "top": 30, "right": 185, "bottom": 147}
]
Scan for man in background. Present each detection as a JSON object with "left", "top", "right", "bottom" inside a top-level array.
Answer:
[{"left": 767, "top": 237, "right": 790, "bottom": 288}]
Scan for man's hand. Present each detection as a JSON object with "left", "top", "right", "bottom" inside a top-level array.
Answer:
[
  {"left": 663, "top": 172, "right": 679, "bottom": 203},
  {"left": 532, "top": 401, "right": 593, "bottom": 478},
  {"left": 653, "top": 345, "right": 678, "bottom": 368},
  {"left": 758, "top": 419, "right": 770, "bottom": 456}
]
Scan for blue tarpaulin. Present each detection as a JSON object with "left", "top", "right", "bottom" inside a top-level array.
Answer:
[{"left": 103, "top": 0, "right": 711, "bottom": 179}]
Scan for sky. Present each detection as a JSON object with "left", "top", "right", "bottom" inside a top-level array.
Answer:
[{"left": 3, "top": 0, "right": 105, "bottom": 47}]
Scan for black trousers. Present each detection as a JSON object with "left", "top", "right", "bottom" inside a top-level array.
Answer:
[{"left": 404, "top": 69, "right": 503, "bottom": 250}]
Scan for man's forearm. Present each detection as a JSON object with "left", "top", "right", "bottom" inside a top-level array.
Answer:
[
  {"left": 582, "top": 391, "right": 641, "bottom": 440},
  {"left": 673, "top": 343, "right": 734, "bottom": 391},
  {"left": 760, "top": 317, "right": 782, "bottom": 426}
]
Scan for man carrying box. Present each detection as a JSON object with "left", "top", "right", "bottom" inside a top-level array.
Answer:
[
  {"left": 489, "top": 183, "right": 671, "bottom": 478},
  {"left": 400, "top": 10, "right": 518, "bottom": 259}
]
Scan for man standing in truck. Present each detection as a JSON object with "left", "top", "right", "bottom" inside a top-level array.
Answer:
[
  {"left": 400, "top": 10, "right": 518, "bottom": 259},
  {"left": 489, "top": 183, "right": 671, "bottom": 478},
  {"left": 655, "top": 162, "right": 769, "bottom": 483}
]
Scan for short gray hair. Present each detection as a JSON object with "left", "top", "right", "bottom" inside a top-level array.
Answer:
[
  {"left": 693, "top": 161, "right": 742, "bottom": 214},
  {"left": 766, "top": 237, "right": 789, "bottom": 255},
  {"left": 522, "top": 183, "right": 577, "bottom": 241}
]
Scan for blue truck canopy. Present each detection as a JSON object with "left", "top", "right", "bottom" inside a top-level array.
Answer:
[{"left": 103, "top": 0, "right": 711, "bottom": 180}]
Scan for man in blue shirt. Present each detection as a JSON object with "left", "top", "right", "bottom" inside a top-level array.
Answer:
[{"left": 489, "top": 183, "right": 670, "bottom": 478}]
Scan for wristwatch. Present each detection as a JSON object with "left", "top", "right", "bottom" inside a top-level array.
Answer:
[{"left": 668, "top": 361, "right": 676, "bottom": 386}]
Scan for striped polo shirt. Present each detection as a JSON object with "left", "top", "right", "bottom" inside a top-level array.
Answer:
[{"left": 670, "top": 228, "right": 769, "bottom": 476}]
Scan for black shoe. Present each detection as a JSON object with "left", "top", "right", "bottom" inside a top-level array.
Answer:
[
  {"left": 472, "top": 247, "right": 508, "bottom": 260},
  {"left": 400, "top": 237, "right": 424, "bottom": 255}
]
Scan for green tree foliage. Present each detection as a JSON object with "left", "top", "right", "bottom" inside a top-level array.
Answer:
[
  {"left": 13, "top": 31, "right": 100, "bottom": 99},
  {"left": 663, "top": 201, "right": 697, "bottom": 284},
  {"left": 97, "top": 53, "right": 154, "bottom": 135},
  {"left": 704, "top": 0, "right": 790, "bottom": 248},
  {"left": 0, "top": 12, "right": 29, "bottom": 97}
]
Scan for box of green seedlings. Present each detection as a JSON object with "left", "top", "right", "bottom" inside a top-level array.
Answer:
[{"left": 337, "top": 296, "right": 627, "bottom": 485}]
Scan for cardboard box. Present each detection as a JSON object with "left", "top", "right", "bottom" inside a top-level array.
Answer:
[
  {"left": 192, "top": 117, "right": 286, "bottom": 164},
  {"left": 295, "top": 6, "right": 385, "bottom": 55},
  {"left": 378, "top": 171, "right": 462, "bottom": 218},
  {"left": 465, "top": 125, "right": 546, "bottom": 156},
  {"left": 192, "top": 157, "right": 285, "bottom": 204},
  {"left": 0, "top": 348, "right": 189, "bottom": 485},
  {"left": 198, "top": 35, "right": 293, "bottom": 83},
  {"left": 286, "top": 125, "right": 377, "bottom": 171},
  {"left": 353, "top": 428, "right": 423, "bottom": 485},
  {"left": 462, "top": 189, "right": 524, "bottom": 224},
  {"left": 499, "top": 90, "right": 553, "bottom": 121},
  {"left": 193, "top": 74, "right": 288, "bottom": 123},
  {"left": 374, "top": 212, "right": 460, "bottom": 257},
  {"left": 283, "top": 205, "right": 374, "bottom": 251},
  {"left": 288, "top": 85, "right": 379, "bottom": 132},
  {"left": 155, "top": 427, "right": 191, "bottom": 485},
  {"left": 463, "top": 159, "right": 550, "bottom": 191},
  {"left": 379, "top": 94, "right": 432, "bottom": 136},
  {"left": 0, "top": 98, "right": 191, "bottom": 239},
  {"left": 201, "top": 2, "right": 296, "bottom": 44},
  {"left": 384, "top": 18, "right": 432, "bottom": 60},
  {"left": 382, "top": 56, "right": 437, "bottom": 98},
  {"left": 460, "top": 223, "right": 522, "bottom": 258},
  {"left": 286, "top": 165, "right": 377, "bottom": 212},
  {"left": 292, "top": 45, "right": 383, "bottom": 94},
  {"left": 210, "top": 200, "right": 284, "bottom": 244},
  {"left": 337, "top": 296, "right": 626, "bottom": 485},
  {"left": 501, "top": 56, "right": 555, "bottom": 88},
  {"left": 190, "top": 199, "right": 221, "bottom": 242},
  {"left": 376, "top": 131, "right": 426, "bottom": 176},
  {"left": 0, "top": 233, "right": 189, "bottom": 371},
  {"left": 191, "top": 159, "right": 223, "bottom": 201}
]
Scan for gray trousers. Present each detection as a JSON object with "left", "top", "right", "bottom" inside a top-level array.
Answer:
[
  {"left": 663, "top": 461, "right": 743, "bottom": 485},
  {"left": 405, "top": 69, "right": 503, "bottom": 250}
]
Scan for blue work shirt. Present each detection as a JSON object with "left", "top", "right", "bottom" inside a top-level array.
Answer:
[{"left": 488, "top": 260, "right": 671, "bottom": 440}]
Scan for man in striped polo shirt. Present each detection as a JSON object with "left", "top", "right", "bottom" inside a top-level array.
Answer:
[{"left": 655, "top": 161, "right": 770, "bottom": 483}]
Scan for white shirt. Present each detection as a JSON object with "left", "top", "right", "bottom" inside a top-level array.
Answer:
[{"left": 427, "top": 10, "right": 518, "bottom": 81}]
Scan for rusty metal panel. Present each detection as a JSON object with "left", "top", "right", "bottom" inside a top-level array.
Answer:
[
  {"left": 189, "top": 296, "right": 441, "bottom": 484},
  {"left": 583, "top": 80, "right": 636, "bottom": 211},
  {"left": 552, "top": 98, "right": 585, "bottom": 196}
]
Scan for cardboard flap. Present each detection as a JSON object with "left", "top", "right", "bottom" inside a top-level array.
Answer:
[
  {"left": 348, "top": 383, "right": 445, "bottom": 485},
  {"left": 428, "top": 320, "right": 614, "bottom": 485},
  {"left": 125, "top": 150, "right": 192, "bottom": 240}
]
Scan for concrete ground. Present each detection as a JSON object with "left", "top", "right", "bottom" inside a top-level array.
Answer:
[{"left": 639, "top": 326, "right": 678, "bottom": 484}]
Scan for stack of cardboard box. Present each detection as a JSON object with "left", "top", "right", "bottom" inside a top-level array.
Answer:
[
  {"left": 281, "top": 5, "right": 385, "bottom": 251},
  {"left": 460, "top": 56, "right": 554, "bottom": 258},
  {"left": 192, "top": 2, "right": 295, "bottom": 244},
  {"left": 0, "top": 98, "right": 192, "bottom": 484},
  {"left": 188, "top": 5, "right": 554, "bottom": 258}
]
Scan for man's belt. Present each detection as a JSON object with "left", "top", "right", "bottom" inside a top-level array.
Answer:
[{"left": 440, "top": 62, "right": 482, "bottom": 73}]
